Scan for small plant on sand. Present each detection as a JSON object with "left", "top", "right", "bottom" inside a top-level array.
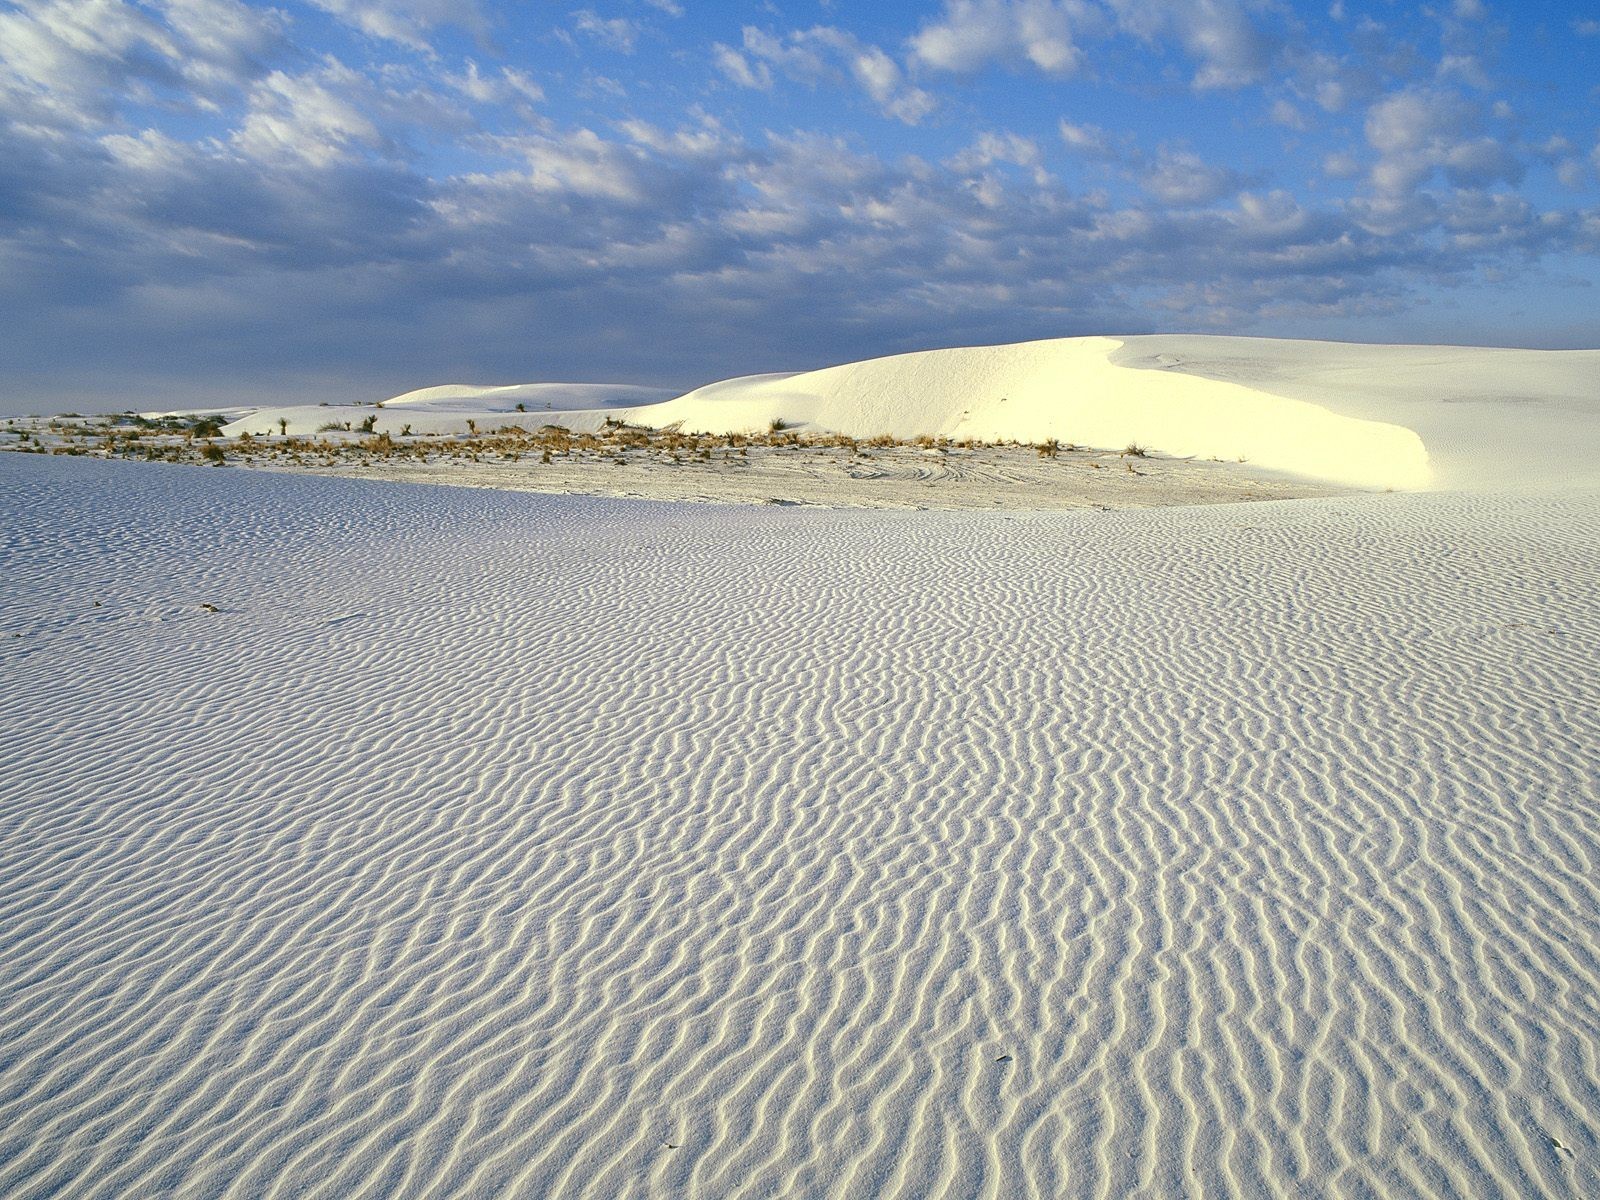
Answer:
[
  {"left": 190, "top": 416, "right": 224, "bottom": 438},
  {"left": 400, "top": 424, "right": 412, "bottom": 438},
  {"left": 769, "top": 418, "right": 791, "bottom": 433},
  {"left": 466, "top": 418, "right": 478, "bottom": 435},
  {"left": 516, "top": 402, "right": 527, "bottom": 412},
  {"left": 277, "top": 417, "right": 288, "bottom": 436},
  {"left": 199, "top": 443, "right": 226, "bottom": 464},
  {"left": 358, "top": 414, "right": 378, "bottom": 434},
  {"left": 1122, "top": 442, "right": 1148, "bottom": 458},
  {"left": 1037, "top": 438, "right": 1059, "bottom": 458}
]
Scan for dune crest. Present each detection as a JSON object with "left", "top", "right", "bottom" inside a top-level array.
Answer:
[{"left": 642, "top": 337, "right": 1432, "bottom": 490}]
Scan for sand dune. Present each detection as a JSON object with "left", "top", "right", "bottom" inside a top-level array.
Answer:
[
  {"left": 218, "top": 335, "right": 1599, "bottom": 492},
  {"left": 225, "top": 382, "right": 674, "bottom": 440},
  {"left": 2, "top": 447, "right": 1597, "bottom": 1197}
]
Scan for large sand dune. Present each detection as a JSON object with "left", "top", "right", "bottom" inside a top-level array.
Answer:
[
  {"left": 2, "top": 441, "right": 1598, "bottom": 1196},
  {"left": 222, "top": 335, "right": 1600, "bottom": 493}
]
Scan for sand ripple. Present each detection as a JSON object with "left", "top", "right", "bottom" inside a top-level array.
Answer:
[{"left": 1, "top": 456, "right": 1597, "bottom": 1197}]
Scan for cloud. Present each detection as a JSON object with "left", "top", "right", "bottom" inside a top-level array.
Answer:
[
  {"left": 0, "top": 0, "right": 286, "bottom": 129},
  {"left": 909, "top": 0, "right": 1277, "bottom": 88},
  {"left": 712, "top": 44, "right": 772, "bottom": 90},
  {"left": 723, "top": 26, "right": 935, "bottom": 124},
  {"left": 952, "top": 131, "right": 1041, "bottom": 170},
  {"left": 446, "top": 60, "right": 543, "bottom": 106},
  {"left": 233, "top": 66, "right": 390, "bottom": 166},
  {"left": 1, "top": 0, "right": 1596, "bottom": 410},
  {"left": 304, "top": 0, "right": 491, "bottom": 54},
  {"left": 1056, "top": 122, "right": 1120, "bottom": 160},
  {"left": 1363, "top": 87, "right": 1522, "bottom": 198},
  {"left": 1141, "top": 148, "right": 1245, "bottom": 204},
  {"left": 1269, "top": 99, "right": 1309, "bottom": 131},
  {"left": 571, "top": 10, "right": 640, "bottom": 53},
  {"left": 1104, "top": 0, "right": 1275, "bottom": 89},
  {"left": 480, "top": 128, "right": 655, "bottom": 203},
  {"left": 909, "top": 0, "right": 1096, "bottom": 75},
  {"left": 228, "top": 60, "right": 474, "bottom": 167}
]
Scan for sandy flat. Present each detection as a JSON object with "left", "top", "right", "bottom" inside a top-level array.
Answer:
[
  {"left": 2, "top": 451, "right": 1596, "bottom": 1197},
  {"left": 259, "top": 441, "right": 1343, "bottom": 510}
]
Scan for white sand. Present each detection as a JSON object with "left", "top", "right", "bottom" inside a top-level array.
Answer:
[
  {"left": 218, "top": 335, "right": 1600, "bottom": 493},
  {"left": 237, "top": 441, "right": 1347, "bottom": 511},
  {"left": 3, "top": 335, "right": 1598, "bottom": 1197}
]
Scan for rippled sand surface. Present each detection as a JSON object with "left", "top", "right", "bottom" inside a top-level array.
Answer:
[{"left": 2, "top": 454, "right": 1596, "bottom": 1197}]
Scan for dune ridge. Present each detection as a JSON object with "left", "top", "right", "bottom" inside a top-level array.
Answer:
[
  {"left": 3, "top": 453, "right": 1597, "bottom": 1197},
  {"left": 217, "top": 334, "right": 1598, "bottom": 493}
]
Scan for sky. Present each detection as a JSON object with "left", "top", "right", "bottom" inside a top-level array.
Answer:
[{"left": 1, "top": 0, "right": 1598, "bottom": 412}]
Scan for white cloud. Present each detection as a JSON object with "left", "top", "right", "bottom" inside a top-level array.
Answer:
[
  {"left": 447, "top": 60, "right": 543, "bottom": 105},
  {"left": 1270, "top": 99, "right": 1309, "bottom": 131},
  {"left": 1573, "top": 19, "right": 1600, "bottom": 36},
  {"left": 486, "top": 128, "right": 652, "bottom": 202},
  {"left": 232, "top": 66, "right": 388, "bottom": 166},
  {"left": 304, "top": 0, "right": 489, "bottom": 55},
  {"left": 911, "top": 0, "right": 1274, "bottom": 89},
  {"left": 1437, "top": 54, "right": 1489, "bottom": 89},
  {"left": 848, "top": 43, "right": 937, "bottom": 124},
  {"left": 1141, "top": 148, "right": 1243, "bottom": 205},
  {"left": 910, "top": 0, "right": 1095, "bottom": 75},
  {"left": 947, "top": 131, "right": 1040, "bottom": 172},
  {"left": 617, "top": 113, "right": 740, "bottom": 163},
  {"left": 1365, "top": 90, "right": 1470, "bottom": 156},
  {"left": 1323, "top": 151, "right": 1362, "bottom": 179},
  {"left": 712, "top": 44, "right": 772, "bottom": 90},
  {"left": 729, "top": 26, "right": 935, "bottom": 124},
  {"left": 1058, "top": 120, "right": 1116, "bottom": 158},
  {"left": 1106, "top": 0, "right": 1274, "bottom": 89},
  {"left": 572, "top": 10, "right": 640, "bottom": 53},
  {"left": 1363, "top": 87, "right": 1522, "bottom": 197},
  {"left": 0, "top": 0, "right": 284, "bottom": 129}
]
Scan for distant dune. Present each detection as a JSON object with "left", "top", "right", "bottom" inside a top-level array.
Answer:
[{"left": 223, "top": 335, "right": 1600, "bottom": 492}]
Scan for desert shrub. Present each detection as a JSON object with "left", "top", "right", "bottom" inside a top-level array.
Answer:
[
  {"left": 190, "top": 417, "right": 224, "bottom": 438},
  {"left": 1122, "top": 442, "right": 1148, "bottom": 457},
  {"left": 316, "top": 421, "right": 347, "bottom": 433},
  {"left": 200, "top": 444, "right": 226, "bottom": 464},
  {"left": 358, "top": 414, "right": 377, "bottom": 433},
  {"left": 1037, "top": 439, "right": 1059, "bottom": 458}
]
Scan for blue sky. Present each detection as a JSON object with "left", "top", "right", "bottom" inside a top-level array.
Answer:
[{"left": 1, "top": 0, "right": 1597, "bottom": 411}]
